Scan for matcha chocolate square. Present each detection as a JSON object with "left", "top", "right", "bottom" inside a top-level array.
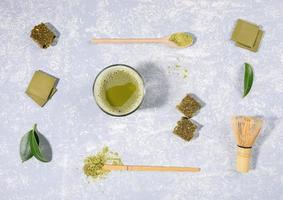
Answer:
[
  {"left": 30, "top": 23, "right": 56, "bottom": 48},
  {"left": 173, "top": 117, "right": 197, "bottom": 141},
  {"left": 26, "top": 70, "right": 58, "bottom": 107},
  {"left": 231, "top": 19, "right": 259, "bottom": 48},
  {"left": 235, "top": 30, "right": 263, "bottom": 52},
  {"left": 26, "top": 87, "right": 57, "bottom": 107},
  {"left": 176, "top": 94, "right": 201, "bottom": 118}
]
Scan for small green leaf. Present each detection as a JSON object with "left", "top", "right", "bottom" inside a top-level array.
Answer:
[
  {"left": 243, "top": 63, "right": 254, "bottom": 97},
  {"left": 19, "top": 130, "right": 33, "bottom": 162},
  {"left": 30, "top": 124, "right": 48, "bottom": 162}
]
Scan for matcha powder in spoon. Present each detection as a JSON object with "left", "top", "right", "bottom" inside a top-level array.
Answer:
[
  {"left": 169, "top": 32, "right": 193, "bottom": 47},
  {"left": 83, "top": 146, "right": 123, "bottom": 180}
]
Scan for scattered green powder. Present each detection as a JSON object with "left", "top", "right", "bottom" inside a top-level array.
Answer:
[
  {"left": 167, "top": 64, "right": 189, "bottom": 79},
  {"left": 169, "top": 32, "right": 193, "bottom": 47},
  {"left": 83, "top": 146, "right": 123, "bottom": 180},
  {"left": 183, "top": 69, "right": 188, "bottom": 78}
]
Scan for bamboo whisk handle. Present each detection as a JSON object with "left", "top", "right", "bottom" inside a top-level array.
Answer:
[{"left": 236, "top": 146, "right": 252, "bottom": 173}]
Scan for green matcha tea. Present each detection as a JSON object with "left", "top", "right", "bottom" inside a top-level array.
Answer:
[{"left": 93, "top": 65, "right": 144, "bottom": 116}]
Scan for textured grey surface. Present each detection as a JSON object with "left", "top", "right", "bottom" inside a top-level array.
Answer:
[{"left": 0, "top": 0, "right": 283, "bottom": 199}]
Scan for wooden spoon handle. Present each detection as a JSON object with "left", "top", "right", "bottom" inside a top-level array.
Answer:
[
  {"left": 103, "top": 164, "right": 200, "bottom": 172},
  {"left": 91, "top": 38, "right": 164, "bottom": 44}
]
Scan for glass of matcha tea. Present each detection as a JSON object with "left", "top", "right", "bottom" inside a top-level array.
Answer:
[{"left": 93, "top": 64, "right": 145, "bottom": 116}]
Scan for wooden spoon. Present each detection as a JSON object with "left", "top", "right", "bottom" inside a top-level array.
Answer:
[
  {"left": 103, "top": 164, "right": 200, "bottom": 172},
  {"left": 91, "top": 33, "right": 194, "bottom": 48}
]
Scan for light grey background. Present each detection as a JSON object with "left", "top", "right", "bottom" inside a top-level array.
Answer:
[{"left": 0, "top": 0, "right": 283, "bottom": 199}]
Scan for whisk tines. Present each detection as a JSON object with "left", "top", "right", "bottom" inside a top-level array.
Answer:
[{"left": 232, "top": 116, "right": 263, "bottom": 147}]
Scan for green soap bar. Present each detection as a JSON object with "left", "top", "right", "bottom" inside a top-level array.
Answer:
[
  {"left": 26, "top": 70, "right": 58, "bottom": 106},
  {"left": 236, "top": 30, "right": 263, "bottom": 52},
  {"left": 231, "top": 19, "right": 259, "bottom": 48}
]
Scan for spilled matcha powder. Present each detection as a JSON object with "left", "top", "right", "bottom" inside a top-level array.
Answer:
[
  {"left": 167, "top": 64, "right": 189, "bottom": 79},
  {"left": 83, "top": 146, "right": 123, "bottom": 180},
  {"left": 169, "top": 32, "right": 193, "bottom": 47}
]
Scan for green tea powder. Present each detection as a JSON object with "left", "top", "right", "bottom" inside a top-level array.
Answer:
[
  {"left": 169, "top": 32, "right": 193, "bottom": 47},
  {"left": 83, "top": 146, "right": 123, "bottom": 180}
]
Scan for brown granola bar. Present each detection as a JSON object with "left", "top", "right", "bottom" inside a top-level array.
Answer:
[
  {"left": 30, "top": 23, "right": 55, "bottom": 48},
  {"left": 173, "top": 117, "right": 197, "bottom": 141},
  {"left": 176, "top": 94, "right": 201, "bottom": 118}
]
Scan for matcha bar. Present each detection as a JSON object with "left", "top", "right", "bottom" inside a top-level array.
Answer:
[
  {"left": 231, "top": 19, "right": 259, "bottom": 48},
  {"left": 26, "top": 70, "right": 58, "bottom": 107},
  {"left": 173, "top": 117, "right": 197, "bottom": 141},
  {"left": 26, "top": 88, "right": 57, "bottom": 107},
  {"left": 30, "top": 23, "right": 56, "bottom": 48},
  {"left": 231, "top": 19, "right": 263, "bottom": 52},
  {"left": 176, "top": 94, "right": 201, "bottom": 118},
  {"left": 235, "top": 30, "right": 263, "bottom": 52}
]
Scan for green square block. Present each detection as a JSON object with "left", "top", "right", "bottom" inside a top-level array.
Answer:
[
  {"left": 26, "top": 70, "right": 58, "bottom": 107},
  {"left": 236, "top": 30, "right": 263, "bottom": 52},
  {"left": 231, "top": 19, "right": 260, "bottom": 48}
]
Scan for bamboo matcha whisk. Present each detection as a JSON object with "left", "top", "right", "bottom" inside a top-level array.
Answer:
[{"left": 232, "top": 116, "right": 264, "bottom": 173}]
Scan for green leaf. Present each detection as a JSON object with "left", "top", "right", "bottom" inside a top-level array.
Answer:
[
  {"left": 19, "top": 130, "right": 33, "bottom": 162},
  {"left": 29, "top": 124, "right": 48, "bottom": 162},
  {"left": 243, "top": 63, "right": 254, "bottom": 97}
]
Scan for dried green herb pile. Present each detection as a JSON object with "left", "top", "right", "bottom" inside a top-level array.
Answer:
[{"left": 83, "top": 146, "right": 123, "bottom": 180}]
